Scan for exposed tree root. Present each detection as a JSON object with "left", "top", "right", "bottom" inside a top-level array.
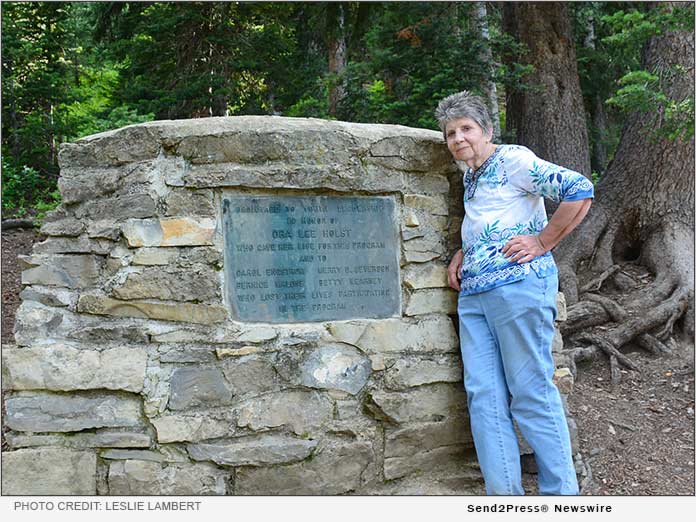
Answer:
[
  {"left": 561, "top": 301, "right": 608, "bottom": 336},
  {"left": 583, "top": 293, "right": 626, "bottom": 321},
  {"left": 579, "top": 265, "right": 621, "bottom": 293},
  {"left": 562, "top": 278, "right": 689, "bottom": 384},
  {"left": 636, "top": 333, "right": 671, "bottom": 355}
]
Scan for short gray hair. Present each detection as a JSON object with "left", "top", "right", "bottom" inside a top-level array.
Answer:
[{"left": 434, "top": 91, "right": 493, "bottom": 139}]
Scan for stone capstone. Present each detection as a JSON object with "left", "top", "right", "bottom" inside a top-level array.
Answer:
[
  {"left": 187, "top": 433, "right": 318, "bottom": 466},
  {"left": 1, "top": 448, "right": 96, "bottom": 495},
  {"left": 58, "top": 125, "right": 161, "bottom": 168}
]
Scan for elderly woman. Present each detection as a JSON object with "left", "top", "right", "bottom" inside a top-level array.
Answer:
[{"left": 435, "top": 91, "right": 594, "bottom": 495}]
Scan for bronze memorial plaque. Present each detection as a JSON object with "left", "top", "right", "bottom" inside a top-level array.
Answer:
[{"left": 222, "top": 195, "right": 400, "bottom": 323}]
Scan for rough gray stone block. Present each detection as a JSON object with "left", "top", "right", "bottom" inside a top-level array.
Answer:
[
  {"left": 383, "top": 355, "right": 462, "bottom": 390},
  {"left": 384, "top": 417, "right": 473, "bottom": 459},
  {"left": 107, "top": 460, "right": 227, "bottom": 495},
  {"left": 21, "top": 254, "right": 101, "bottom": 288},
  {"left": 367, "top": 383, "right": 467, "bottom": 424},
  {"left": 2, "top": 448, "right": 96, "bottom": 495},
  {"left": 3, "top": 344, "right": 148, "bottom": 392},
  {"left": 221, "top": 355, "right": 280, "bottom": 397},
  {"left": 40, "top": 217, "right": 85, "bottom": 237},
  {"left": 77, "top": 295, "right": 227, "bottom": 324},
  {"left": 235, "top": 390, "right": 334, "bottom": 435},
  {"left": 187, "top": 433, "right": 318, "bottom": 466},
  {"left": 384, "top": 445, "right": 473, "bottom": 481},
  {"left": 5, "top": 429, "right": 152, "bottom": 449},
  {"left": 276, "top": 344, "right": 371, "bottom": 395},
  {"left": 235, "top": 439, "right": 375, "bottom": 495},
  {"left": 5, "top": 392, "right": 143, "bottom": 432},
  {"left": 330, "top": 316, "right": 459, "bottom": 354},
  {"left": 79, "top": 193, "right": 157, "bottom": 220},
  {"left": 165, "top": 189, "right": 215, "bottom": 216},
  {"left": 112, "top": 267, "right": 220, "bottom": 302},
  {"left": 168, "top": 366, "right": 233, "bottom": 410}
]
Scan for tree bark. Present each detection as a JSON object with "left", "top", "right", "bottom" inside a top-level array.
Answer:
[
  {"left": 472, "top": 2, "right": 501, "bottom": 141},
  {"left": 555, "top": 3, "right": 694, "bottom": 340},
  {"left": 327, "top": 3, "right": 347, "bottom": 117},
  {"left": 583, "top": 14, "right": 609, "bottom": 174},
  {"left": 502, "top": 2, "right": 591, "bottom": 178}
]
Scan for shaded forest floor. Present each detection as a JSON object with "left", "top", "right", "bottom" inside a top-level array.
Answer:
[{"left": 1, "top": 228, "right": 693, "bottom": 495}]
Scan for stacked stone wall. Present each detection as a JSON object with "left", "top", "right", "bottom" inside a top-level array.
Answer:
[{"left": 2, "top": 116, "right": 574, "bottom": 495}]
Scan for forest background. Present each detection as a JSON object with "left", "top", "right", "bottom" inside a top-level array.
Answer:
[
  {"left": 1, "top": 1, "right": 693, "bottom": 219},
  {"left": 1, "top": 2, "right": 695, "bottom": 495}
]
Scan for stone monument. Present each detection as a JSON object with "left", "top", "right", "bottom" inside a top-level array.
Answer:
[{"left": 1, "top": 116, "right": 577, "bottom": 495}]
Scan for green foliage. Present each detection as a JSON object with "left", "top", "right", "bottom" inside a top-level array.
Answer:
[
  {"left": 2, "top": 1, "right": 692, "bottom": 217},
  {"left": 601, "top": 5, "right": 695, "bottom": 142},
  {"left": 339, "top": 3, "right": 491, "bottom": 129},
  {"left": 1, "top": 155, "right": 56, "bottom": 216}
]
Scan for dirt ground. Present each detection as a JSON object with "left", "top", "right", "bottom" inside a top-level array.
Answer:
[{"left": 1, "top": 227, "right": 694, "bottom": 495}]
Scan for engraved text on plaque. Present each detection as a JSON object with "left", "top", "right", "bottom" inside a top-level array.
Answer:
[{"left": 222, "top": 195, "right": 400, "bottom": 323}]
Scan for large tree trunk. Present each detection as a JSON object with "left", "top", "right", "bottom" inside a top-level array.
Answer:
[
  {"left": 327, "top": 3, "right": 347, "bottom": 117},
  {"left": 582, "top": 14, "right": 609, "bottom": 174},
  {"left": 472, "top": 2, "right": 501, "bottom": 141},
  {"left": 554, "top": 5, "right": 694, "bottom": 382},
  {"left": 502, "top": 2, "right": 591, "bottom": 178}
]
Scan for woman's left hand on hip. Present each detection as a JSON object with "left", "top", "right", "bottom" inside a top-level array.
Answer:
[{"left": 502, "top": 235, "right": 545, "bottom": 264}]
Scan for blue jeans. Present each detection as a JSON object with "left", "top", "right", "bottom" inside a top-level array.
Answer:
[{"left": 457, "top": 271, "right": 578, "bottom": 495}]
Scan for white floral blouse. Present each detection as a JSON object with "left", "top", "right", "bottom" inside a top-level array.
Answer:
[{"left": 459, "top": 144, "right": 595, "bottom": 295}]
